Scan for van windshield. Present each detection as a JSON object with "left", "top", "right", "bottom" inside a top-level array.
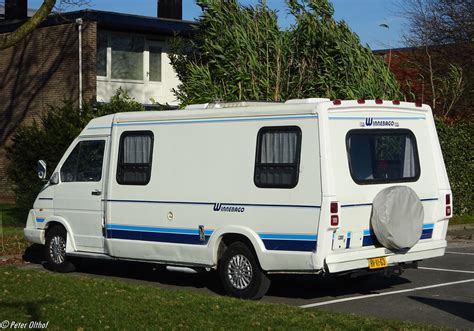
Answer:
[{"left": 346, "top": 129, "right": 420, "bottom": 184}]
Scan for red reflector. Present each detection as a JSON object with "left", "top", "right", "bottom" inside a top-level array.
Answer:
[
  {"left": 446, "top": 194, "right": 451, "bottom": 205},
  {"left": 333, "top": 99, "right": 342, "bottom": 105},
  {"left": 331, "top": 215, "right": 339, "bottom": 226},
  {"left": 330, "top": 202, "right": 338, "bottom": 213},
  {"left": 415, "top": 100, "right": 422, "bottom": 107},
  {"left": 375, "top": 99, "right": 383, "bottom": 104},
  {"left": 357, "top": 99, "right": 365, "bottom": 104},
  {"left": 446, "top": 206, "right": 452, "bottom": 217},
  {"left": 392, "top": 100, "right": 400, "bottom": 105}
]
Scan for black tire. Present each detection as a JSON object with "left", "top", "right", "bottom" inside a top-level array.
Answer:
[
  {"left": 44, "top": 225, "right": 75, "bottom": 273},
  {"left": 218, "top": 242, "right": 271, "bottom": 300}
]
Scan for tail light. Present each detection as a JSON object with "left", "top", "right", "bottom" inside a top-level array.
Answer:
[
  {"left": 415, "top": 100, "right": 422, "bottom": 107},
  {"left": 330, "top": 202, "right": 339, "bottom": 226},
  {"left": 445, "top": 194, "right": 452, "bottom": 217}
]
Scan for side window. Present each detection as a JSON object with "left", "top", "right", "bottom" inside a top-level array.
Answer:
[
  {"left": 117, "top": 131, "right": 154, "bottom": 185},
  {"left": 60, "top": 140, "right": 105, "bottom": 182},
  {"left": 254, "top": 126, "right": 302, "bottom": 188},
  {"left": 346, "top": 129, "right": 420, "bottom": 184}
]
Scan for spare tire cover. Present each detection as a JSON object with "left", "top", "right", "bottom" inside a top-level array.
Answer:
[{"left": 371, "top": 186, "right": 424, "bottom": 250}]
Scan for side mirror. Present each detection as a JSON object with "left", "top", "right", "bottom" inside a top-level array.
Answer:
[
  {"left": 49, "top": 172, "right": 59, "bottom": 185},
  {"left": 37, "top": 160, "right": 47, "bottom": 180}
]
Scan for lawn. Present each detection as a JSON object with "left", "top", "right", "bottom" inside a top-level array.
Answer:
[
  {"left": 0, "top": 203, "right": 28, "bottom": 257},
  {"left": 0, "top": 266, "right": 442, "bottom": 330}
]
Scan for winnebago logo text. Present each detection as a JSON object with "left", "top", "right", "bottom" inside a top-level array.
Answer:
[
  {"left": 213, "top": 203, "right": 245, "bottom": 213},
  {"left": 361, "top": 117, "right": 399, "bottom": 127}
]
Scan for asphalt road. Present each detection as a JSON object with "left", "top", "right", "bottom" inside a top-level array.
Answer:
[{"left": 20, "top": 241, "right": 474, "bottom": 329}]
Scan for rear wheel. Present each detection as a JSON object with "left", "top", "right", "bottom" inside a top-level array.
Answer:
[
  {"left": 219, "top": 242, "right": 270, "bottom": 299},
  {"left": 44, "top": 226, "right": 75, "bottom": 272}
]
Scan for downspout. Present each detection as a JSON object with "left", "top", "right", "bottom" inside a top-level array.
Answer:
[{"left": 76, "top": 18, "right": 83, "bottom": 114}]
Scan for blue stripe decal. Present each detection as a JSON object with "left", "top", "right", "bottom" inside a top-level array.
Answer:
[
  {"left": 109, "top": 115, "right": 318, "bottom": 128},
  {"left": 258, "top": 233, "right": 317, "bottom": 241},
  {"left": 329, "top": 116, "right": 425, "bottom": 120},
  {"left": 106, "top": 224, "right": 214, "bottom": 245},
  {"left": 105, "top": 199, "right": 320, "bottom": 209},
  {"left": 261, "top": 239, "right": 316, "bottom": 252},
  {"left": 36, "top": 218, "right": 45, "bottom": 223},
  {"left": 107, "top": 230, "right": 212, "bottom": 245},
  {"left": 362, "top": 224, "right": 434, "bottom": 246}
]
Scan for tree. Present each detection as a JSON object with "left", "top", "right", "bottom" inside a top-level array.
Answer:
[
  {"left": 0, "top": 0, "right": 88, "bottom": 50},
  {"left": 399, "top": 0, "right": 473, "bottom": 118},
  {"left": 170, "top": 0, "right": 401, "bottom": 106}
]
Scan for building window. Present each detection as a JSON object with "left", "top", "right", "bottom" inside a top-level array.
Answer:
[
  {"left": 96, "top": 31, "right": 164, "bottom": 83},
  {"left": 148, "top": 43, "right": 162, "bottom": 82},
  {"left": 117, "top": 131, "right": 154, "bottom": 185},
  {"left": 96, "top": 31, "right": 107, "bottom": 77},
  {"left": 111, "top": 34, "right": 145, "bottom": 80},
  {"left": 254, "top": 126, "right": 302, "bottom": 188},
  {"left": 346, "top": 129, "right": 420, "bottom": 184},
  {"left": 61, "top": 140, "right": 105, "bottom": 182}
]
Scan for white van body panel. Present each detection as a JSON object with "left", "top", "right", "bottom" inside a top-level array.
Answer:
[{"left": 25, "top": 99, "right": 452, "bottom": 275}]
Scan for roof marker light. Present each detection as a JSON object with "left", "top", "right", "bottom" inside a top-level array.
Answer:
[
  {"left": 375, "top": 99, "right": 383, "bottom": 104},
  {"left": 392, "top": 100, "right": 400, "bottom": 105},
  {"left": 357, "top": 99, "right": 365, "bottom": 104},
  {"left": 333, "top": 99, "right": 342, "bottom": 105},
  {"left": 415, "top": 100, "right": 422, "bottom": 107}
]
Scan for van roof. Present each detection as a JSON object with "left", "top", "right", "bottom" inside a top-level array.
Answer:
[{"left": 83, "top": 99, "right": 430, "bottom": 134}]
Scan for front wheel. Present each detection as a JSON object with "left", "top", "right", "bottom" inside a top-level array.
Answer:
[
  {"left": 44, "top": 226, "right": 75, "bottom": 272},
  {"left": 219, "top": 242, "right": 271, "bottom": 300}
]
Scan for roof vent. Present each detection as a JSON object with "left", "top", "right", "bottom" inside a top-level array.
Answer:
[{"left": 285, "top": 98, "right": 330, "bottom": 104}]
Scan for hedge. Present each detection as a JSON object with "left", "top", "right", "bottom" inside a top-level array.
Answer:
[{"left": 435, "top": 118, "right": 473, "bottom": 216}]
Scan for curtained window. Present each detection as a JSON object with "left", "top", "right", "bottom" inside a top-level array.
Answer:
[
  {"left": 117, "top": 131, "right": 154, "bottom": 185},
  {"left": 254, "top": 126, "right": 302, "bottom": 188},
  {"left": 346, "top": 129, "right": 420, "bottom": 184}
]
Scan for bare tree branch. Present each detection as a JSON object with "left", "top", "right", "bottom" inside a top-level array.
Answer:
[{"left": 0, "top": 0, "right": 90, "bottom": 50}]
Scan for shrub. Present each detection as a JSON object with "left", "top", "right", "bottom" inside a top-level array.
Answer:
[
  {"left": 6, "top": 89, "right": 144, "bottom": 211},
  {"left": 435, "top": 118, "right": 473, "bottom": 216},
  {"left": 170, "top": 0, "right": 401, "bottom": 106}
]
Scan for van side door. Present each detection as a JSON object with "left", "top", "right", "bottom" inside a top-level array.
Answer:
[{"left": 54, "top": 137, "right": 109, "bottom": 253}]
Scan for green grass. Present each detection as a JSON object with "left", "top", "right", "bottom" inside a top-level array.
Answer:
[
  {"left": 450, "top": 214, "right": 474, "bottom": 225},
  {"left": 0, "top": 266, "right": 442, "bottom": 330},
  {"left": 0, "top": 203, "right": 26, "bottom": 228},
  {"left": 0, "top": 203, "right": 28, "bottom": 256}
]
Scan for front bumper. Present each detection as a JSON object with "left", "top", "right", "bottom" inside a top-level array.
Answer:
[
  {"left": 24, "top": 228, "right": 45, "bottom": 245},
  {"left": 325, "top": 239, "right": 447, "bottom": 273}
]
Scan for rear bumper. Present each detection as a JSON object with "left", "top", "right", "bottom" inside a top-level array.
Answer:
[
  {"left": 325, "top": 239, "right": 447, "bottom": 273},
  {"left": 24, "top": 228, "right": 45, "bottom": 245}
]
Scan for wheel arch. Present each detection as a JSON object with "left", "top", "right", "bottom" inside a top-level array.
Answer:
[
  {"left": 44, "top": 217, "right": 77, "bottom": 252},
  {"left": 208, "top": 226, "right": 268, "bottom": 270}
]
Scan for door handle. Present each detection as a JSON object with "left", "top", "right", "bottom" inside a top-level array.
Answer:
[{"left": 91, "top": 190, "right": 102, "bottom": 196}]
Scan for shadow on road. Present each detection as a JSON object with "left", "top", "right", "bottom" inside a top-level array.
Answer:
[
  {"left": 408, "top": 296, "right": 474, "bottom": 322},
  {"left": 22, "top": 244, "right": 411, "bottom": 300}
]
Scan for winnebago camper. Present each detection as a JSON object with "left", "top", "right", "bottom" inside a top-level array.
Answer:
[{"left": 24, "top": 99, "right": 452, "bottom": 299}]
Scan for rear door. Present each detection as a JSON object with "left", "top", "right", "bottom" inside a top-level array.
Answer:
[
  {"left": 54, "top": 137, "right": 109, "bottom": 253},
  {"left": 327, "top": 106, "right": 439, "bottom": 251}
]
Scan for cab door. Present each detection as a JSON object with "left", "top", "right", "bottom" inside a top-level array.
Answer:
[{"left": 54, "top": 137, "right": 108, "bottom": 253}]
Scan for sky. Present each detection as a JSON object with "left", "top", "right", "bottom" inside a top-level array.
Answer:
[{"left": 28, "top": 0, "right": 407, "bottom": 50}]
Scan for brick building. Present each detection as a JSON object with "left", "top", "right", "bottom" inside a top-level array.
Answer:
[{"left": 0, "top": 1, "right": 191, "bottom": 201}]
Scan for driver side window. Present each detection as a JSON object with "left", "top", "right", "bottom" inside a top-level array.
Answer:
[{"left": 60, "top": 140, "right": 105, "bottom": 182}]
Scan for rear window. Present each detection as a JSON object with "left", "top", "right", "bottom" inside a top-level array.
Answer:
[{"left": 346, "top": 129, "right": 420, "bottom": 184}]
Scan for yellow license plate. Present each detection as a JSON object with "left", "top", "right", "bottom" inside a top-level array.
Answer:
[{"left": 368, "top": 257, "right": 388, "bottom": 269}]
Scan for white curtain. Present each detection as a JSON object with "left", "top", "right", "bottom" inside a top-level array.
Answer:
[
  {"left": 261, "top": 131, "right": 297, "bottom": 164},
  {"left": 403, "top": 136, "right": 416, "bottom": 177},
  {"left": 123, "top": 135, "right": 151, "bottom": 164}
]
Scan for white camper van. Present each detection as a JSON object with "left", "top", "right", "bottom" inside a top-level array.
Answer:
[{"left": 24, "top": 99, "right": 452, "bottom": 299}]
